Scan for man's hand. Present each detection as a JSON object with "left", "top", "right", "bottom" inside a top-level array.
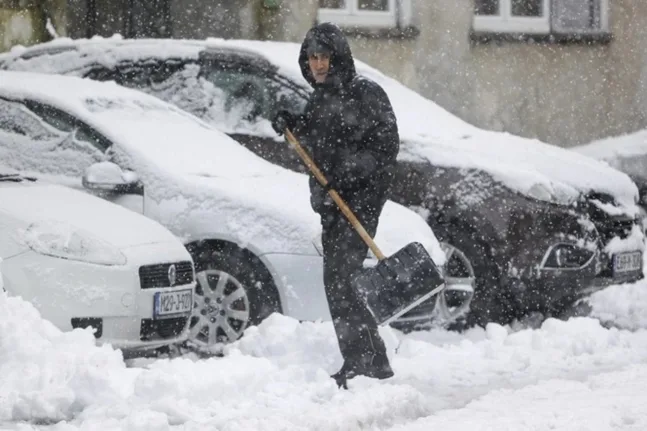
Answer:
[{"left": 271, "top": 110, "right": 296, "bottom": 135}]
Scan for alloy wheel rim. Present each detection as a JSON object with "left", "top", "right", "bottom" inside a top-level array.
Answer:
[
  {"left": 437, "top": 242, "right": 476, "bottom": 321},
  {"left": 189, "top": 269, "right": 250, "bottom": 348}
]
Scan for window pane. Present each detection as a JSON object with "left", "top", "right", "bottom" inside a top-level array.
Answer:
[
  {"left": 358, "top": 0, "right": 388, "bottom": 11},
  {"left": 474, "top": 0, "right": 499, "bottom": 16},
  {"left": 202, "top": 67, "right": 273, "bottom": 125},
  {"left": 511, "top": 0, "right": 543, "bottom": 17},
  {"left": 25, "top": 102, "right": 111, "bottom": 153},
  {"left": 320, "top": 0, "right": 345, "bottom": 8},
  {"left": 0, "top": 100, "right": 56, "bottom": 140},
  {"left": 0, "top": 100, "right": 104, "bottom": 177},
  {"left": 553, "top": 0, "right": 600, "bottom": 30}
]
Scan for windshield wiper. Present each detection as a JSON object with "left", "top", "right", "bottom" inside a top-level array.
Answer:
[{"left": 0, "top": 174, "right": 37, "bottom": 182}]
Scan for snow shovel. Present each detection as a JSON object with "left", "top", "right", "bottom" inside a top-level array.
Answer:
[{"left": 284, "top": 129, "right": 446, "bottom": 326}]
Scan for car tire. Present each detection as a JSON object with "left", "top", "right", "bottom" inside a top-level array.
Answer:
[
  {"left": 186, "top": 243, "right": 282, "bottom": 352},
  {"left": 434, "top": 224, "right": 513, "bottom": 329}
]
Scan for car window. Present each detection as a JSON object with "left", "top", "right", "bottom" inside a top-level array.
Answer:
[
  {"left": 201, "top": 62, "right": 308, "bottom": 125},
  {"left": 24, "top": 101, "right": 112, "bottom": 153},
  {"left": 0, "top": 98, "right": 58, "bottom": 140},
  {"left": 95, "top": 60, "right": 220, "bottom": 125},
  {"left": 269, "top": 76, "right": 309, "bottom": 117},
  {"left": 0, "top": 98, "right": 106, "bottom": 177}
]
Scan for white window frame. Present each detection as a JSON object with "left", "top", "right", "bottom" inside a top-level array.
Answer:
[
  {"left": 317, "top": 0, "right": 412, "bottom": 29},
  {"left": 473, "top": 0, "right": 551, "bottom": 33},
  {"left": 473, "top": 0, "right": 609, "bottom": 34}
]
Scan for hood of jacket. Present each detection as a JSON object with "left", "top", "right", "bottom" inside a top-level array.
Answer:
[{"left": 299, "top": 22, "right": 357, "bottom": 88}]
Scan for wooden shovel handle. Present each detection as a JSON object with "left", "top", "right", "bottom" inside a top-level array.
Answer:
[{"left": 285, "top": 129, "right": 386, "bottom": 261}]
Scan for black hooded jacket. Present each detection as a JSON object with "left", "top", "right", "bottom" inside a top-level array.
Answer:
[{"left": 293, "top": 23, "right": 400, "bottom": 216}]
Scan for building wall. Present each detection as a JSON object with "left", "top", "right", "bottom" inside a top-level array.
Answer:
[
  {"left": 1, "top": 0, "right": 66, "bottom": 52},
  {"left": 338, "top": 0, "right": 647, "bottom": 147}
]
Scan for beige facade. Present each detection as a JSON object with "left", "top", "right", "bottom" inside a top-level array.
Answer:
[{"left": 0, "top": 0, "right": 66, "bottom": 52}]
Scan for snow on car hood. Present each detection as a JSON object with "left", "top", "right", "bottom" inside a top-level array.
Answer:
[
  {"left": 0, "top": 72, "right": 444, "bottom": 263},
  {"left": 0, "top": 179, "right": 178, "bottom": 249},
  {"left": 1, "top": 37, "right": 638, "bottom": 209}
]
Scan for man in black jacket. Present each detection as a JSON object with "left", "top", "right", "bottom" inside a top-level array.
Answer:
[{"left": 272, "top": 22, "right": 400, "bottom": 387}]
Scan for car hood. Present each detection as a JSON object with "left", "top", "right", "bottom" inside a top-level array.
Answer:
[
  {"left": 360, "top": 67, "right": 639, "bottom": 210},
  {"left": 0, "top": 181, "right": 179, "bottom": 249}
]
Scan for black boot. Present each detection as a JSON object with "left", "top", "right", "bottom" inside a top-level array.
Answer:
[
  {"left": 331, "top": 355, "right": 394, "bottom": 389},
  {"left": 349, "top": 353, "right": 394, "bottom": 380},
  {"left": 331, "top": 360, "right": 354, "bottom": 389}
]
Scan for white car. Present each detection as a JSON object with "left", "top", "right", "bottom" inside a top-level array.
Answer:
[
  {"left": 0, "top": 168, "right": 195, "bottom": 355},
  {"left": 0, "top": 71, "right": 453, "bottom": 350}
]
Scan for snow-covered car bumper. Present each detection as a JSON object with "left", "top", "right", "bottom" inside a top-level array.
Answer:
[
  {"left": 1, "top": 241, "right": 195, "bottom": 354},
  {"left": 504, "top": 217, "right": 644, "bottom": 312}
]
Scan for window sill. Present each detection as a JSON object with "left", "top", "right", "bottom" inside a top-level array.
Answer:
[
  {"left": 469, "top": 30, "right": 613, "bottom": 45},
  {"left": 317, "top": 24, "right": 420, "bottom": 40}
]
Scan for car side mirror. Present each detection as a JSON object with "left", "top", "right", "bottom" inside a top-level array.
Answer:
[{"left": 82, "top": 162, "right": 142, "bottom": 194}]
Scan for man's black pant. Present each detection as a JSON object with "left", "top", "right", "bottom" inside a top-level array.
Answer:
[{"left": 320, "top": 202, "right": 389, "bottom": 368}]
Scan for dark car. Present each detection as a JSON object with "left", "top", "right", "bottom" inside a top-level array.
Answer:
[{"left": 4, "top": 37, "right": 643, "bottom": 327}]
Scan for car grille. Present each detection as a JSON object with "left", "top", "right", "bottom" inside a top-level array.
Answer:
[
  {"left": 139, "top": 261, "right": 194, "bottom": 289},
  {"left": 140, "top": 317, "right": 188, "bottom": 341}
]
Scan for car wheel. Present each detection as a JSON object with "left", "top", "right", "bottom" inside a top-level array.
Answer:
[
  {"left": 435, "top": 242, "right": 476, "bottom": 323},
  {"left": 434, "top": 225, "right": 513, "bottom": 329},
  {"left": 187, "top": 245, "right": 281, "bottom": 352}
]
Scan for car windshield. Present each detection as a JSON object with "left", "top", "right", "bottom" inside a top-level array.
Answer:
[{"left": 82, "top": 96, "right": 283, "bottom": 179}]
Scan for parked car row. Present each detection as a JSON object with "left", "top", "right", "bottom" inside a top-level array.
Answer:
[
  {"left": 1, "top": 36, "right": 643, "bottom": 328},
  {"left": 0, "top": 69, "right": 467, "bottom": 357}
]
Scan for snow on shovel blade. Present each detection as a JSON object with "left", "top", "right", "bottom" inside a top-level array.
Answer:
[{"left": 352, "top": 242, "right": 445, "bottom": 326}]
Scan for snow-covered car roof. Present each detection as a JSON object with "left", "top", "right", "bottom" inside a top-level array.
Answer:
[
  {"left": 0, "top": 36, "right": 638, "bottom": 209},
  {"left": 0, "top": 71, "right": 445, "bottom": 263}
]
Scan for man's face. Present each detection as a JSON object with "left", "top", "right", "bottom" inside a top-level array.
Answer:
[{"left": 308, "top": 52, "right": 331, "bottom": 83}]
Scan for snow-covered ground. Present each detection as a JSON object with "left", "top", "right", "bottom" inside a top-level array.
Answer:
[{"left": 2, "top": 260, "right": 647, "bottom": 431}]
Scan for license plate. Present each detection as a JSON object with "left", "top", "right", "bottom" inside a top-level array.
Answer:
[
  {"left": 613, "top": 251, "right": 642, "bottom": 275},
  {"left": 154, "top": 289, "right": 193, "bottom": 319}
]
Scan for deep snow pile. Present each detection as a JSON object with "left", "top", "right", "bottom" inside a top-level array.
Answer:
[
  {"left": 0, "top": 292, "right": 128, "bottom": 423},
  {"left": 3, "top": 280, "right": 647, "bottom": 431}
]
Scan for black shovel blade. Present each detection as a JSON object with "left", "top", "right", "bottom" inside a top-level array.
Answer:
[{"left": 352, "top": 242, "right": 445, "bottom": 326}]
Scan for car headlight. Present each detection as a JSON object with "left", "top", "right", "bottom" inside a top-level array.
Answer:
[
  {"left": 23, "top": 221, "right": 127, "bottom": 266},
  {"left": 541, "top": 243, "right": 596, "bottom": 270}
]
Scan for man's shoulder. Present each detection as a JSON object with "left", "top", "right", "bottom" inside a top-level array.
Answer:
[
  {"left": 350, "top": 75, "right": 381, "bottom": 90},
  {"left": 349, "top": 75, "right": 388, "bottom": 99}
]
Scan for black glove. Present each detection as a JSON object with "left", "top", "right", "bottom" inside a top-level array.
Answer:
[{"left": 271, "top": 110, "right": 296, "bottom": 135}]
